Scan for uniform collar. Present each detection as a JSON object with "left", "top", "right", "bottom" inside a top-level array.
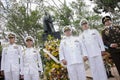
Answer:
[
  {"left": 9, "top": 43, "right": 15, "bottom": 46},
  {"left": 26, "top": 47, "right": 33, "bottom": 49},
  {"left": 65, "top": 35, "right": 72, "bottom": 39},
  {"left": 105, "top": 24, "right": 113, "bottom": 28},
  {"left": 83, "top": 29, "right": 90, "bottom": 33}
]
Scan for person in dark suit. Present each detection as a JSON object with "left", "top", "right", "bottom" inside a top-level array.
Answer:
[{"left": 101, "top": 16, "right": 120, "bottom": 76}]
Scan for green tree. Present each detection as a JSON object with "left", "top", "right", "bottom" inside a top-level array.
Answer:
[
  {"left": 91, "top": 0, "right": 120, "bottom": 25},
  {"left": 92, "top": 0, "right": 120, "bottom": 13},
  {"left": 6, "top": 6, "right": 43, "bottom": 46},
  {"left": 69, "top": 0, "right": 103, "bottom": 33},
  {"left": 44, "top": 0, "right": 103, "bottom": 35},
  {"left": 0, "top": 0, "right": 44, "bottom": 47}
]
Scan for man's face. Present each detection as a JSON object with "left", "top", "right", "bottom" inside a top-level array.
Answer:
[
  {"left": 9, "top": 37, "right": 15, "bottom": 44},
  {"left": 64, "top": 30, "right": 72, "bottom": 37},
  {"left": 26, "top": 40, "right": 33, "bottom": 47},
  {"left": 104, "top": 20, "right": 112, "bottom": 26},
  {"left": 82, "top": 23, "right": 89, "bottom": 30}
]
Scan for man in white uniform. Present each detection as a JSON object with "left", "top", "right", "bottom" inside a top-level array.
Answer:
[
  {"left": 20, "top": 36, "right": 43, "bottom": 80},
  {"left": 79, "top": 19, "right": 108, "bottom": 80},
  {"left": 59, "top": 26, "right": 87, "bottom": 80},
  {"left": 1, "top": 32, "right": 21, "bottom": 80}
]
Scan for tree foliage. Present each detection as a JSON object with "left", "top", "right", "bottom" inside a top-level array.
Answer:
[
  {"left": 0, "top": 1, "right": 44, "bottom": 46},
  {"left": 44, "top": 0, "right": 103, "bottom": 34},
  {"left": 92, "top": 0, "right": 120, "bottom": 13},
  {"left": 0, "top": 0, "right": 105, "bottom": 45},
  {"left": 7, "top": 6, "right": 43, "bottom": 45},
  {"left": 91, "top": 0, "right": 120, "bottom": 25}
]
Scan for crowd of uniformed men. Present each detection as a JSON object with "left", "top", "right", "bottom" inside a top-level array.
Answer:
[{"left": 0, "top": 16, "right": 120, "bottom": 80}]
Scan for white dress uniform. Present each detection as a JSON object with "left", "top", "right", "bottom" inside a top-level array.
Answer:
[
  {"left": 59, "top": 36, "right": 87, "bottom": 80},
  {"left": 80, "top": 29, "right": 108, "bottom": 80},
  {"left": 20, "top": 47, "right": 43, "bottom": 80},
  {"left": 1, "top": 43, "right": 21, "bottom": 80}
]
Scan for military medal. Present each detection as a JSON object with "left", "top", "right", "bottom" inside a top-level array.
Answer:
[
  {"left": 14, "top": 46, "right": 18, "bottom": 49},
  {"left": 74, "top": 40, "right": 79, "bottom": 47},
  {"left": 74, "top": 40, "right": 79, "bottom": 42},
  {"left": 92, "top": 33, "right": 96, "bottom": 35},
  {"left": 33, "top": 50, "right": 37, "bottom": 53}
]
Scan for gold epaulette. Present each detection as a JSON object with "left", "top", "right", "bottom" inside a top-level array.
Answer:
[
  {"left": 102, "top": 26, "right": 107, "bottom": 30},
  {"left": 112, "top": 24, "right": 120, "bottom": 27},
  {"left": 22, "top": 49, "right": 26, "bottom": 52},
  {"left": 3, "top": 43, "right": 9, "bottom": 48},
  {"left": 22, "top": 48, "right": 26, "bottom": 56}
]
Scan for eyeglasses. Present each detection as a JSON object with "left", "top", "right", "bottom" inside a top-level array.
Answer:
[
  {"left": 104, "top": 19, "right": 110, "bottom": 22},
  {"left": 82, "top": 23, "right": 87, "bottom": 25},
  {"left": 64, "top": 29, "right": 71, "bottom": 32},
  {"left": 9, "top": 37, "right": 15, "bottom": 39},
  {"left": 26, "top": 39, "right": 33, "bottom": 42}
]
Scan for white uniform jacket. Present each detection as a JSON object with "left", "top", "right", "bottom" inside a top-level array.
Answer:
[
  {"left": 20, "top": 47, "right": 43, "bottom": 75},
  {"left": 1, "top": 44, "right": 21, "bottom": 72},
  {"left": 59, "top": 36, "right": 87, "bottom": 66},
  {"left": 80, "top": 29, "right": 105, "bottom": 57}
]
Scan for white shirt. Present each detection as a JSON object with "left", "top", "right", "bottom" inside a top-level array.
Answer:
[
  {"left": 1, "top": 43, "right": 21, "bottom": 72},
  {"left": 20, "top": 47, "right": 43, "bottom": 75},
  {"left": 80, "top": 29, "right": 105, "bottom": 57},
  {"left": 59, "top": 36, "right": 87, "bottom": 66}
]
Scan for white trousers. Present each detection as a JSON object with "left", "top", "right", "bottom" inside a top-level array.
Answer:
[
  {"left": 67, "top": 63, "right": 86, "bottom": 80},
  {"left": 5, "top": 71, "right": 19, "bottom": 80},
  {"left": 88, "top": 56, "right": 108, "bottom": 80},
  {"left": 24, "top": 73, "right": 40, "bottom": 80}
]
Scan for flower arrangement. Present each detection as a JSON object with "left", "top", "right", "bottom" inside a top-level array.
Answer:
[{"left": 42, "top": 35, "right": 69, "bottom": 80}]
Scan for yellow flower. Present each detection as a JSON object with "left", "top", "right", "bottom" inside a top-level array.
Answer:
[{"left": 43, "top": 36, "right": 69, "bottom": 79}]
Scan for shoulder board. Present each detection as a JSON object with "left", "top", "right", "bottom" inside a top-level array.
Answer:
[
  {"left": 62, "top": 36, "right": 66, "bottom": 40},
  {"left": 74, "top": 38, "right": 79, "bottom": 42},
  {"left": 22, "top": 48, "right": 27, "bottom": 56},
  {"left": 33, "top": 50, "right": 37, "bottom": 53},
  {"left": 113, "top": 24, "right": 120, "bottom": 28},
  {"left": 60, "top": 39, "right": 65, "bottom": 43},
  {"left": 61, "top": 37, "right": 66, "bottom": 41},
  {"left": 33, "top": 48, "right": 39, "bottom": 53},
  {"left": 103, "top": 27, "right": 109, "bottom": 31},
  {"left": 103, "top": 26, "right": 108, "bottom": 30},
  {"left": 4, "top": 44, "right": 9, "bottom": 48},
  {"left": 22, "top": 49, "right": 26, "bottom": 52}
]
